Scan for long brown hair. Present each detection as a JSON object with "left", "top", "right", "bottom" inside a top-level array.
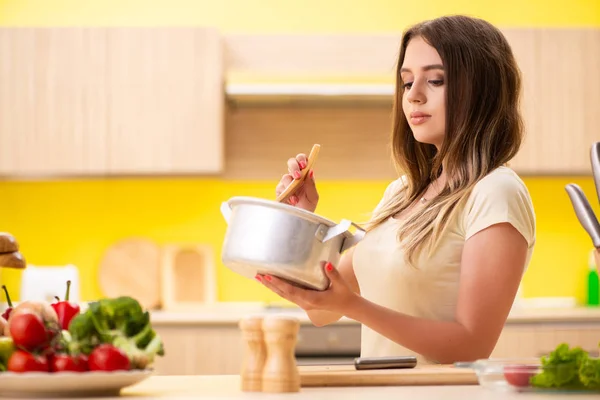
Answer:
[{"left": 365, "top": 15, "right": 524, "bottom": 265}]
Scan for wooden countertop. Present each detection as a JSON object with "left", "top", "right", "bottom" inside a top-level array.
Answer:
[
  {"left": 149, "top": 303, "right": 600, "bottom": 326},
  {"left": 117, "top": 374, "right": 599, "bottom": 399}
]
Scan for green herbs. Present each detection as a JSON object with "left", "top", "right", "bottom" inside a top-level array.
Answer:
[{"left": 531, "top": 343, "right": 600, "bottom": 390}]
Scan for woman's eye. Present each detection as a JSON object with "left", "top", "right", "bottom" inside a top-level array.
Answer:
[
  {"left": 402, "top": 82, "right": 413, "bottom": 89},
  {"left": 428, "top": 79, "right": 444, "bottom": 86}
]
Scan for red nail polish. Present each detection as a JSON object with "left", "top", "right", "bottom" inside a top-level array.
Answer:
[
  {"left": 326, "top": 262, "right": 333, "bottom": 271},
  {"left": 265, "top": 275, "right": 272, "bottom": 281},
  {"left": 255, "top": 275, "right": 262, "bottom": 282},
  {"left": 309, "top": 170, "right": 314, "bottom": 178},
  {"left": 299, "top": 160, "right": 307, "bottom": 169}
]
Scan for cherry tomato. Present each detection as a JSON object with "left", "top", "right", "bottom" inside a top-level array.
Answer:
[
  {"left": 7, "top": 350, "right": 49, "bottom": 373},
  {"left": 9, "top": 312, "right": 50, "bottom": 352},
  {"left": 88, "top": 344, "right": 130, "bottom": 372},
  {"left": 51, "top": 353, "right": 88, "bottom": 372},
  {"left": 503, "top": 364, "right": 538, "bottom": 387}
]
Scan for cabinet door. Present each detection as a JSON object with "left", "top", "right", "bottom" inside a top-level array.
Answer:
[
  {"left": 105, "top": 28, "right": 224, "bottom": 175},
  {"left": 0, "top": 27, "right": 224, "bottom": 177},
  {"left": 493, "top": 322, "right": 600, "bottom": 359},
  {"left": 152, "top": 325, "right": 244, "bottom": 375},
  {"left": 0, "top": 28, "right": 108, "bottom": 176},
  {"left": 510, "top": 29, "right": 600, "bottom": 174}
]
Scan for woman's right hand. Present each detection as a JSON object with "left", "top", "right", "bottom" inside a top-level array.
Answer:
[{"left": 276, "top": 153, "right": 319, "bottom": 212}]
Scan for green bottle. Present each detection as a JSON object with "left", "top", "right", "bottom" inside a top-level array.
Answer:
[{"left": 587, "top": 250, "right": 599, "bottom": 306}]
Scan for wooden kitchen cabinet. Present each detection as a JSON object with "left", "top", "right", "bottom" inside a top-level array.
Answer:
[
  {"left": 0, "top": 27, "right": 224, "bottom": 178},
  {"left": 152, "top": 324, "right": 244, "bottom": 376},
  {"left": 508, "top": 29, "right": 600, "bottom": 175},
  {"left": 492, "top": 321, "right": 600, "bottom": 359},
  {"left": 152, "top": 318, "right": 600, "bottom": 375},
  {"left": 224, "top": 28, "right": 600, "bottom": 178}
]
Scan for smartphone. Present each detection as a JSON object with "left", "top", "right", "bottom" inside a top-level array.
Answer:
[{"left": 354, "top": 355, "right": 417, "bottom": 370}]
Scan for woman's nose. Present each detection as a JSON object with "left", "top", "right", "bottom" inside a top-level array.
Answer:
[{"left": 406, "top": 85, "right": 426, "bottom": 104}]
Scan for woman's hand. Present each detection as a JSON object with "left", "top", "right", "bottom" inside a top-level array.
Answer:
[
  {"left": 256, "top": 262, "right": 360, "bottom": 316},
  {"left": 275, "top": 152, "right": 319, "bottom": 212}
]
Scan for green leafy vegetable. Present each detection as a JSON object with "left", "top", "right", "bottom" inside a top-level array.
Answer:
[
  {"left": 67, "top": 296, "right": 164, "bottom": 369},
  {"left": 579, "top": 357, "right": 600, "bottom": 389},
  {"left": 531, "top": 343, "right": 600, "bottom": 390}
]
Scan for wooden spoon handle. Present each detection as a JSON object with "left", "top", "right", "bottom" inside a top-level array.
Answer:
[
  {"left": 276, "top": 144, "right": 321, "bottom": 203},
  {"left": 0, "top": 233, "right": 18, "bottom": 253},
  {"left": 594, "top": 249, "right": 600, "bottom": 274},
  {"left": 0, "top": 252, "right": 26, "bottom": 269}
]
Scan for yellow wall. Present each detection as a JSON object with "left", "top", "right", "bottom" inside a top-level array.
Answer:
[
  {"left": 0, "top": 177, "right": 598, "bottom": 304},
  {"left": 0, "top": 0, "right": 598, "bottom": 30},
  {"left": 0, "top": 1, "right": 599, "bottom": 304}
]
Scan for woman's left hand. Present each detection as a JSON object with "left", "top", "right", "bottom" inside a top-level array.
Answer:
[{"left": 257, "top": 262, "right": 360, "bottom": 315}]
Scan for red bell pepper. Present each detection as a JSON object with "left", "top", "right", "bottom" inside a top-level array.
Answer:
[
  {"left": 52, "top": 281, "right": 80, "bottom": 330},
  {"left": 1, "top": 285, "right": 13, "bottom": 320}
]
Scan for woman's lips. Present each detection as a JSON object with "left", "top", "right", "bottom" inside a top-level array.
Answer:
[{"left": 409, "top": 111, "right": 431, "bottom": 125}]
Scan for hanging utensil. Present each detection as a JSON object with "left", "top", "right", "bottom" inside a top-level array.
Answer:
[
  {"left": 275, "top": 144, "right": 320, "bottom": 203},
  {"left": 565, "top": 183, "right": 600, "bottom": 249},
  {"left": 591, "top": 141, "right": 600, "bottom": 206}
]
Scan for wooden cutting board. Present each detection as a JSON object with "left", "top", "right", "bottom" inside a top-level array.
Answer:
[
  {"left": 98, "top": 238, "right": 162, "bottom": 310},
  {"left": 299, "top": 364, "right": 478, "bottom": 387}
]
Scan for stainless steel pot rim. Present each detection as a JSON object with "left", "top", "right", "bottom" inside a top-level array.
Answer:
[{"left": 225, "top": 196, "right": 357, "bottom": 235}]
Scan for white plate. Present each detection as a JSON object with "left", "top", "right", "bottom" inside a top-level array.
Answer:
[{"left": 0, "top": 369, "right": 153, "bottom": 398}]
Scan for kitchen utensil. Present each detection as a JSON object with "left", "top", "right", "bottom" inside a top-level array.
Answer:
[
  {"left": 354, "top": 356, "right": 417, "bottom": 370},
  {"left": 275, "top": 144, "right": 320, "bottom": 203},
  {"left": 298, "top": 364, "right": 477, "bottom": 387},
  {"left": 565, "top": 183, "right": 600, "bottom": 248},
  {"left": 592, "top": 141, "right": 600, "bottom": 205},
  {"left": 220, "top": 196, "right": 365, "bottom": 290},
  {"left": 0, "top": 233, "right": 18, "bottom": 254},
  {"left": 0, "top": 252, "right": 25, "bottom": 269},
  {"left": 160, "top": 243, "right": 217, "bottom": 310},
  {"left": 98, "top": 238, "right": 162, "bottom": 310}
]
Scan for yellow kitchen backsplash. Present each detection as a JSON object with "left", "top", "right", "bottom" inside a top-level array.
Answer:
[{"left": 0, "top": 176, "right": 597, "bottom": 304}]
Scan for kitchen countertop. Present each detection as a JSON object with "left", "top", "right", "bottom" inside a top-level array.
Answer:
[
  {"left": 81, "top": 374, "right": 600, "bottom": 399},
  {"left": 148, "top": 302, "right": 600, "bottom": 326}
]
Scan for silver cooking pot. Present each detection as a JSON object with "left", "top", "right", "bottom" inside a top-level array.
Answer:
[{"left": 220, "top": 196, "right": 366, "bottom": 291}]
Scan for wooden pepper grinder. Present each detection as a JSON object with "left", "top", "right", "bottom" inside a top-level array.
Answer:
[
  {"left": 261, "top": 315, "right": 301, "bottom": 393},
  {"left": 239, "top": 315, "right": 266, "bottom": 392}
]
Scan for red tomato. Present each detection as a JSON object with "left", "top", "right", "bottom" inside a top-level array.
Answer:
[
  {"left": 88, "top": 344, "right": 130, "bottom": 372},
  {"left": 9, "top": 313, "right": 50, "bottom": 352},
  {"left": 51, "top": 353, "right": 88, "bottom": 372},
  {"left": 7, "top": 350, "right": 49, "bottom": 373},
  {"left": 503, "top": 364, "right": 538, "bottom": 387}
]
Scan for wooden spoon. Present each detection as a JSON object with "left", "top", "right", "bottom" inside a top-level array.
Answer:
[
  {"left": 0, "top": 233, "right": 18, "bottom": 253},
  {"left": 276, "top": 144, "right": 321, "bottom": 204},
  {"left": 0, "top": 252, "right": 26, "bottom": 269},
  {"left": 594, "top": 249, "right": 600, "bottom": 274}
]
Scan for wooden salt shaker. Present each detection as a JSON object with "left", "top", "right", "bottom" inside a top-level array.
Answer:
[
  {"left": 239, "top": 315, "right": 266, "bottom": 392},
  {"left": 261, "top": 315, "right": 301, "bottom": 393}
]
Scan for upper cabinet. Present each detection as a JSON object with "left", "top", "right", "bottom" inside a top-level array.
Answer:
[
  {"left": 0, "top": 27, "right": 224, "bottom": 178},
  {"left": 222, "top": 29, "right": 600, "bottom": 179},
  {"left": 507, "top": 29, "right": 600, "bottom": 175},
  {"left": 0, "top": 27, "right": 597, "bottom": 179}
]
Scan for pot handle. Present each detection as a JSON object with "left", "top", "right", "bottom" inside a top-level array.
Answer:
[
  {"left": 220, "top": 202, "right": 232, "bottom": 224},
  {"left": 321, "top": 219, "right": 366, "bottom": 253}
]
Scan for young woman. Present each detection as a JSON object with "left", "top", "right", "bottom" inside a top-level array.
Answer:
[{"left": 258, "top": 15, "right": 536, "bottom": 365}]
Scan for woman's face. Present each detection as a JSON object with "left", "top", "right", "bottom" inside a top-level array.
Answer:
[{"left": 400, "top": 36, "right": 446, "bottom": 149}]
